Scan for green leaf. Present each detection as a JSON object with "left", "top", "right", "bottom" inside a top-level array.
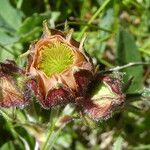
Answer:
[
  {"left": 112, "top": 136, "right": 123, "bottom": 150},
  {"left": 132, "top": 145, "right": 150, "bottom": 150},
  {"left": 85, "top": 8, "right": 114, "bottom": 63},
  {"left": 17, "top": 12, "right": 58, "bottom": 42},
  {"left": 17, "top": 13, "right": 44, "bottom": 35},
  {"left": 0, "top": 0, "right": 22, "bottom": 30},
  {"left": 116, "top": 28, "right": 143, "bottom": 93},
  {"left": 0, "top": 29, "right": 18, "bottom": 45},
  {"left": 0, "top": 47, "right": 15, "bottom": 61},
  {"left": 0, "top": 142, "right": 15, "bottom": 150}
]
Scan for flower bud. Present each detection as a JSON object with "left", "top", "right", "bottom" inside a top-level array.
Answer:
[
  {"left": 0, "top": 60, "right": 33, "bottom": 108},
  {"left": 77, "top": 75, "right": 125, "bottom": 120}
]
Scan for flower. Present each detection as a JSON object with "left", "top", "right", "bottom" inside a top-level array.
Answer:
[
  {"left": 0, "top": 22, "right": 125, "bottom": 121},
  {"left": 0, "top": 60, "right": 33, "bottom": 108},
  {"left": 77, "top": 75, "right": 125, "bottom": 120},
  {"left": 26, "top": 22, "right": 95, "bottom": 108}
]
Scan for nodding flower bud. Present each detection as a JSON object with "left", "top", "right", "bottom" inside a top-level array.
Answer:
[
  {"left": 26, "top": 22, "right": 95, "bottom": 108},
  {"left": 77, "top": 75, "right": 125, "bottom": 120},
  {"left": 0, "top": 60, "right": 33, "bottom": 108}
]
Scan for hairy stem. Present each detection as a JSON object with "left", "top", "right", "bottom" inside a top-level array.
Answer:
[{"left": 98, "top": 62, "right": 150, "bottom": 74}]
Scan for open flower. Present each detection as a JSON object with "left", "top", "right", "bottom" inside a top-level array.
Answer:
[
  {"left": 26, "top": 22, "right": 95, "bottom": 108},
  {"left": 26, "top": 22, "right": 125, "bottom": 120}
]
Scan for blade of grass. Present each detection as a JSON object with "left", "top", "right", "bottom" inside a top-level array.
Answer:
[
  {"left": 77, "top": 0, "right": 111, "bottom": 40},
  {"left": 112, "top": 136, "right": 123, "bottom": 150},
  {"left": 139, "top": 48, "right": 150, "bottom": 56},
  {"left": 41, "top": 120, "right": 55, "bottom": 150},
  {"left": 56, "top": 21, "right": 112, "bottom": 33},
  {"left": 46, "top": 125, "right": 64, "bottom": 150},
  {"left": 41, "top": 109, "right": 59, "bottom": 150}
]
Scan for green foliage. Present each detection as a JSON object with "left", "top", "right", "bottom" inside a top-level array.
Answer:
[
  {"left": 116, "top": 29, "right": 143, "bottom": 93},
  {"left": 0, "top": 0, "right": 150, "bottom": 150},
  {"left": 112, "top": 136, "right": 124, "bottom": 150},
  {"left": 0, "top": 0, "right": 22, "bottom": 30}
]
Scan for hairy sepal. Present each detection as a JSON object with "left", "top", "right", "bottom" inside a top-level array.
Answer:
[
  {"left": 77, "top": 75, "right": 125, "bottom": 120},
  {"left": 0, "top": 60, "right": 33, "bottom": 108}
]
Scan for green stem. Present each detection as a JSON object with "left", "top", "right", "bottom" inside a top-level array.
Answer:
[
  {"left": 100, "top": 59, "right": 114, "bottom": 67},
  {"left": 41, "top": 109, "right": 59, "bottom": 150},
  {"left": 77, "top": 0, "right": 111, "bottom": 40},
  {"left": 48, "top": 126, "right": 64, "bottom": 150},
  {"left": 44, "top": 0, "right": 51, "bottom": 11},
  {"left": 139, "top": 48, "right": 150, "bottom": 56},
  {"left": 98, "top": 62, "right": 150, "bottom": 74},
  {"left": 56, "top": 21, "right": 112, "bottom": 33},
  {"left": 42, "top": 121, "right": 55, "bottom": 150}
]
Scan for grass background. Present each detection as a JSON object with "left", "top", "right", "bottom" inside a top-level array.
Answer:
[{"left": 0, "top": 0, "right": 150, "bottom": 149}]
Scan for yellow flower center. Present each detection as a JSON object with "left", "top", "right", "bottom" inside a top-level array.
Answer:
[{"left": 38, "top": 41, "right": 74, "bottom": 77}]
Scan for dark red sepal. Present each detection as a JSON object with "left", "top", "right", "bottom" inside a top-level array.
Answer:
[
  {"left": 40, "top": 86, "right": 75, "bottom": 108},
  {"left": 74, "top": 69, "right": 93, "bottom": 96},
  {"left": 0, "top": 60, "right": 32, "bottom": 108}
]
